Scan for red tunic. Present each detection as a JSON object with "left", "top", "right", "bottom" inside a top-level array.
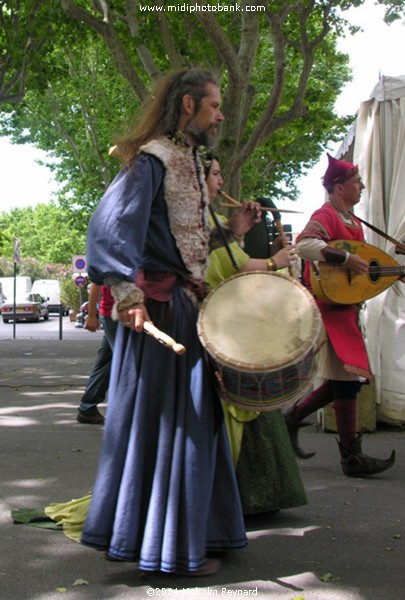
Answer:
[
  {"left": 99, "top": 285, "right": 114, "bottom": 318},
  {"left": 297, "top": 203, "right": 372, "bottom": 379}
]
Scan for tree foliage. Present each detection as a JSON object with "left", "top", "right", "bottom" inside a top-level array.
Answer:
[
  {"left": 2, "top": 41, "right": 136, "bottom": 218},
  {"left": 0, "top": 0, "right": 401, "bottom": 227},
  {"left": 0, "top": 0, "right": 66, "bottom": 102},
  {"left": 0, "top": 202, "right": 86, "bottom": 263},
  {"left": 378, "top": 0, "right": 405, "bottom": 23}
]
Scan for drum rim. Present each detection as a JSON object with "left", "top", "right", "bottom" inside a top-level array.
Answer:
[{"left": 197, "top": 270, "right": 323, "bottom": 373}]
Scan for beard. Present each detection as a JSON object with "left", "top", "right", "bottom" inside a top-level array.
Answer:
[{"left": 185, "top": 118, "right": 220, "bottom": 148}]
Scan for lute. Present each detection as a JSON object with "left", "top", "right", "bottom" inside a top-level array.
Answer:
[{"left": 309, "top": 240, "right": 405, "bottom": 304}]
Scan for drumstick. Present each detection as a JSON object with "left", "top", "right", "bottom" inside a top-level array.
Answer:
[
  {"left": 143, "top": 321, "right": 186, "bottom": 355},
  {"left": 218, "top": 191, "right": 302, "bottom": 214}
]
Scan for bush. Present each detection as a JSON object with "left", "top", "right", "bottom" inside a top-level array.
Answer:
[
  {"left": 0, "top": 257, "right": 71, "bottom": 280},
  {"left": 0, "top": 257, "right": 13, "bottom": 276},
  {"left": 60, "top": 276, "right": 88, "bottom": 313}
]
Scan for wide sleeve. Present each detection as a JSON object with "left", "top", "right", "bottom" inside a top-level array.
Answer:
[
  {"left": 296, "top": 237, "right": 327, "bottom": 261},
  {"left": 205, "top": 242, "right": 250, "bottom": 289},
  {"left": 206, "top": 212, "right": 250, "bottom": 289},
  {"left": 86, "top": 154, "right": 164, "bottom": 285}
]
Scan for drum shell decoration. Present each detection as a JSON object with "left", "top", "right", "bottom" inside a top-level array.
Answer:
[{"left": 197, "top": 271, "right": 322, "bottom": 412}]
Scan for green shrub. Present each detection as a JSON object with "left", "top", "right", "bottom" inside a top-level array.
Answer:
[{"left": 60, "top": 276, "right": 89, "bottom": 313}]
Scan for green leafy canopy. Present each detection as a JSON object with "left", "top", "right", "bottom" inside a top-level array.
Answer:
[{"left": 1, "top": 0, "right": 402, "bottom": 242}]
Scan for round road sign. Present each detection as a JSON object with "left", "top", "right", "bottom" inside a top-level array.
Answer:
[
  {"left": 75, "top": 257, "right": 86, "bottom": 271},
  {"left": 74, "top": 275, "right": 87, "bottom": 287}
]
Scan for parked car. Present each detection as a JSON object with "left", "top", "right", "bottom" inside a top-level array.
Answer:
[{"left": 1, "top": 293, "right": 50, "bottom": 323}]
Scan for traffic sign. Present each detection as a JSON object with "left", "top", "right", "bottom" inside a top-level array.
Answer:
[
  {"left": 74, "top": 275, "right": 87, "bottom": 287},
  {"left": 72, "top": 255, "right": 87, "bottom": 273}
]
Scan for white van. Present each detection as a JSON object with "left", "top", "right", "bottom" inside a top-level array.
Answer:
[
  {"left": 0, "top": 276, "right": 32, "bottom": 303},
  {"left": 31, "top": 279, "right": 67, "bottom": 315}
]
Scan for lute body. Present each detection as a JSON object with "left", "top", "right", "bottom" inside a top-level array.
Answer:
[{"left": 309, "top": 240, "right": 405, "bottom": 304}]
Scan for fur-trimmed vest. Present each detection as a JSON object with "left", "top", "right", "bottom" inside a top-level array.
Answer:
[{"left": 141, "top": 137, "right": 210, "bottom": 281}]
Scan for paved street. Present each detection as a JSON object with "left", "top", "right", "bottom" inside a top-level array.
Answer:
[
  {"left": 0, "top": 334, "right": 404, "bottom": 600},
  {"left": 0, "top": 313, "right": 95, "bottom": 341}
]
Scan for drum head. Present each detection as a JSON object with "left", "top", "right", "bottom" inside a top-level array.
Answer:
[{"left": 198, "top": 271, "right": 322, "bottom": 372}]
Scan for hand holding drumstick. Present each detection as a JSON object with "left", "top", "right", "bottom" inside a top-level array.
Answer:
[{"left": 119, "top": 303, "right": 186, "bottom": 355}]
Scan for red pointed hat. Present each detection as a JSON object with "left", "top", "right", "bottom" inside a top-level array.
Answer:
[{"left": 322, "top": 153, "right": 358, "bottom": 188}]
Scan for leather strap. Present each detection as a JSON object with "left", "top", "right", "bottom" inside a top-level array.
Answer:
[
  {"left": 349, "top": 211, "right": 405, "bottom": 253},
  {"left": 208, "top": 205, "right": 239, "bottom": 270}
]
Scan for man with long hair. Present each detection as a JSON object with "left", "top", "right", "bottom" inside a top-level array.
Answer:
[{"left": 82, "top": 68, "right": 247, "bottom": 576}]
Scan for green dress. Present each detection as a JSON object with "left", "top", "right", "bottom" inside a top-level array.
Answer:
[{"left": 206, "top": 214, "right": 307, "bottom": 514}]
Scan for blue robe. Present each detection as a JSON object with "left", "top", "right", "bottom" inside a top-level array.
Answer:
[{"left": 81, "top": 152, "right": 247, "bottom": 572}]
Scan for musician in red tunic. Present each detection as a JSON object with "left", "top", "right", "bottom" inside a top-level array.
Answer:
[{"left": 284, "top": 154, "right": 396, "bottom": 477}]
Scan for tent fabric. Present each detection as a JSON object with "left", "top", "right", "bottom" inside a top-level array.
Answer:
[
  {"left": 351, "top": 75, "right": 405, "bottom": 423},
  {"left": 369, "top": 74, "right": 405, "bottom": 102}
]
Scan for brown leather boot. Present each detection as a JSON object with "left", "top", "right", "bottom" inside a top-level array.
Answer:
[{"left": 337, "top": 434, "right": 395, "bottom": 477}]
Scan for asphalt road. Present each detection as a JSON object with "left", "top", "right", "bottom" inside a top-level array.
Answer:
[
  {"left": 1, "top": 332, "right": 404, "bottom": 600},
  {"left": 0, "top": 313, "right": 102, "bottom": 341}
]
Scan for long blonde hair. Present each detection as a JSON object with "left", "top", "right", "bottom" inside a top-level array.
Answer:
[{"left": 114, "top": 68, "right": 219, "bottom": 167}]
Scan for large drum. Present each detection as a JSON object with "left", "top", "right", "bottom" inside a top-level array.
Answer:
[{"left": 197, "top": 271, "right": 322, "bottom": 411}]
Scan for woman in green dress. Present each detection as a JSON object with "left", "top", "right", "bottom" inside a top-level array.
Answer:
[{"left": 203, "top": 152, "right": 308, "bottom": 515}]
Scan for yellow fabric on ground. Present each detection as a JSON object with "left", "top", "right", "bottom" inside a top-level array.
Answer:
[{"left": 44, "top": 494, "right": 92, "bottom": 542}]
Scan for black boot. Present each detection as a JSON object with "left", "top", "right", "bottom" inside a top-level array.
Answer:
[
  {"left": 284, "top": 410, "right": 315, "bottom": 459},
  {"left": 337, "top": 434, "right": 395, "bottom": 477}
]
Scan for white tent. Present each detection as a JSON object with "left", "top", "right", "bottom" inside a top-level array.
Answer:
[{"left": 346, "top": 75, "right": 405, "bottom": 424}]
